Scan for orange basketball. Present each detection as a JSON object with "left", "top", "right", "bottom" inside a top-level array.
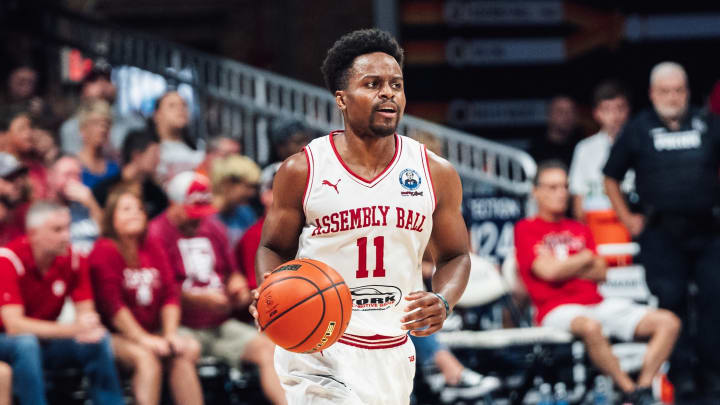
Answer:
[{"left": 256, "top": 259, "right": 352, "bottom": 353}]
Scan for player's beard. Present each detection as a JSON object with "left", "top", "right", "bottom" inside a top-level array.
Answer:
[{"left": 368, "top": 111, "right": 399, "bottom": 137}]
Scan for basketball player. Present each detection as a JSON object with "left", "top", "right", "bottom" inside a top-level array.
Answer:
[{"left": 250, "top": 29, "right": 471, "bottom": 404}]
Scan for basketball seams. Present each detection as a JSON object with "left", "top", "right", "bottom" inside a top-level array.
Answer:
[
  {"left": 286, "top": 288, "right": 327, "bottom": 351},
  {"left": 296, "top": 259, "right": 349, "bottom": 342},
  {"left": 258, "top": 276, "right": 321, "bottom": 330},
  {"left": 259, "top": 259, "right": 351, "bottom": 353}
]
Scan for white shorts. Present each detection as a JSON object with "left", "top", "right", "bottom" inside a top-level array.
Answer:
[
  {"left": 541, "top": 298, "right": 650, "bottom": 341},
  {"left": 274, "top": 334, "right": 416, "bottom": 405}
]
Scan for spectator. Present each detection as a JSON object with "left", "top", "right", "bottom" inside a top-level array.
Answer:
[
  {"left": 90, "top": 189, "right": 203, "bottom": 405},
  {"left": 604, "top": 61, "right": 720, "bottom": 401},
  {"left": 47, "top": 155, "right": 102, "bottom": 255},
  {"left": 211, "top": 154, "right": 261, "bottom": 246},
  {"left": 268, "top": 119, "right": 314, "bottom": 163},
  {"left": 151, "top": 91, "right": 204, "bottom": 184},
  {"left": 93, "top": 129, "right": 168, "bottom": 218},
  {"left": 0, "top": 361, "right": 9, "bottom": 405},
  {"left": 196, "top": 136, "right": 241, "bottom": 178},
  {"left": 0, "top": 106, "right": 49, "bottom": 200},
  {"left": 0, "top": 201, "right": 125, "bottom": 405},
  {"left": 75, "top": 100, "right": 120, "bottom": 188},
  {"left": 235, "top": 163, "right": 279, "bottom": 290},
  {"left": 60, "top": 64, "right": 146, "bottom": 155},
  {"left": 3, "top": 65, "right": 52, "bottom": 118},
  {"left": 569, "top": 81, "right": 633, "bottom": 264},
  {"left": 31, "top": 114, "right": 60, "bottom": 166},
  {"left": 515, "top": 161, "right": 680, "bottom": 405},
  {"left": 0, "top": 153, "right": 30, "bottom": 244},
  {"left": 146, "top": 171, "right": 286, "bottom": 405},
  {"left": 529, "top": 95, "right": 581, "bottom": 168}
]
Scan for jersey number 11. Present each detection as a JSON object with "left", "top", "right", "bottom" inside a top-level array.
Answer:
[{"left": 356, "top": 236, "right": 385, "bottom": 278}]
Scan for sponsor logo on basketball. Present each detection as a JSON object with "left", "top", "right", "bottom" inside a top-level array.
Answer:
[
  {"left": 305, "top": 321, "right": 337, "bottom": 353},
  {"left": 399, "top": 168, "right": 422, "bottom": 191},
  {"left": 275, "top": 264, "right": 302, "bottom": 272},
  {"left": 350, "top": 285, "right": 402, "bottom": 311}
]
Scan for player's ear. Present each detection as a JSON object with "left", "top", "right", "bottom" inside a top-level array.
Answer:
[{"left": 335, "top": 90, "right": 347, "bottom": 111}]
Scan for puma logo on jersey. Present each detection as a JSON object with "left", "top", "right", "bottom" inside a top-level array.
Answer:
[{"left": 322, "top": 179, "right": 341, "bottom": 194}]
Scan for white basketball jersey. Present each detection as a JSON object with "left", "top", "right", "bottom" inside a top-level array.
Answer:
[{"left": 297, "top": 131, "right": 436, "bottom": 337}]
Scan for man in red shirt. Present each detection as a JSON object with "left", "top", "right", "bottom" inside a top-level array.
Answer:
[
  {"left": 514, "top": 161, "right": 680, "bottom": 405},
  {"left": 147, "top": 171, "right": 286, "bottom": 405},
  {"left": 0, "top": 201, "right": 124, "bottom": 405}
]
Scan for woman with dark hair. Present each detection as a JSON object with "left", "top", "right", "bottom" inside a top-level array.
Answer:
[
  {"left": 89, "top": 189, "right": 204, "bottom": 405},
  {"left": 150, "top": 91, "right": 204, "bottom": 184}
]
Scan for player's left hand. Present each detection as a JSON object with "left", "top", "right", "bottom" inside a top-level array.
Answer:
[{"left": 400, "top": 291, "right": 447, "bottom": 337}]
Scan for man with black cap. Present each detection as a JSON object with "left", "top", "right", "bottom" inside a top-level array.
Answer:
[{"left": 60, "top": 63, "right": 145, "bottom": 156}]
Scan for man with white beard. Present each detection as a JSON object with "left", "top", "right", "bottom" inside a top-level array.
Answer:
[{"left": 604, "top": 61, "right": 720, "bottom": 403}]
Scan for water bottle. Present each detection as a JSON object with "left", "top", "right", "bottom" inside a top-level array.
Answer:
[
  {"left": 554, "top": 382, "right": 569, "bottom": 405},
  {"left": 593, "top": 375, "right": 609, "bottom": 405},
  {"left": 538, "top": 383, "right": 555, "bottom": 405}
]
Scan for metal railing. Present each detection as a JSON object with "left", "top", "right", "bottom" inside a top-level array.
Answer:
[{"left": 41, "top": 8, "right": 536, "bottom": 194}]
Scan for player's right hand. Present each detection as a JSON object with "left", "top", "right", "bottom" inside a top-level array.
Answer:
[{"left": 248, "top": 271, "right": 272, "bottom": 331}]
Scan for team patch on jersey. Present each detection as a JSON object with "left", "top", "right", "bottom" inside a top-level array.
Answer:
[
  {"left": 350, "top": 285, "right": 402, "bottom": 311},
  {"left": 399, "top": 168, "right": 422, "bottom": 191}
]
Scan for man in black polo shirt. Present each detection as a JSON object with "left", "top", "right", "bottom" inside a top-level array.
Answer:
[{"left": 604, "top": 61, "right": 720, "bottom": 402}]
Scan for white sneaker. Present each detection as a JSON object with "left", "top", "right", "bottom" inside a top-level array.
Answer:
[{"left": 439, "top": 369, "right": 501, "bottom": 403}]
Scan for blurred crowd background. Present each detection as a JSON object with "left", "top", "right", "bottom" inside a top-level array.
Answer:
[{"left": 1, "top": 1, "right": 720, "bottom": 404}]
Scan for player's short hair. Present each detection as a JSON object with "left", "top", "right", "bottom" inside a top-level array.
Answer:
[
  {"left": 593, "top": 80, "right": 629, "bottom": 108},
  {"left": 321, "top": 28, "right": 404, "bottom": 93},
  {"left": 533, "top": 160, "right": 567, "bottom": 186},
  {"left": 649, "top": 61, "right": 687, "bottom": 87},
  {"left": 121, "top": 129, "right": 159, "bottom": 164},
  {"left": 26, "top": 200, "right": 68, "bottom": 229}
]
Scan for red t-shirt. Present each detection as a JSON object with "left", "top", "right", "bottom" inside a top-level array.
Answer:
[
  {"left": 0, "top": 236, "right": 93, "bottom": 331},
  {"left": 0, "top": 203, "right": 29, "bottom": 246},
  {"left": 146, "top": 212, "right": 237, "bottom": 329},
  {"left": 234, "top": 216, "right": 264, "bottom": 290},
  {"left": 514, "top": 217, "right": 603, "bottom": 324},
  {"left": 89, "top": 238, "right": 180, "bottom": 333},
  {"left": 26, "top": 160, "right": 49, "bottom": 200}
]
